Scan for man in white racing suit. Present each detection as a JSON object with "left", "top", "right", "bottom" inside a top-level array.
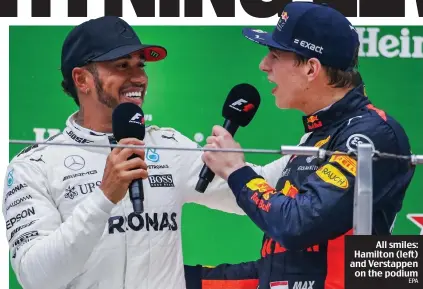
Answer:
[{"left": 3, "top": 16, "right": 289, "bottom": 289}]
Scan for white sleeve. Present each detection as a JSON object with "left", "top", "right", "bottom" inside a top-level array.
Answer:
[
  {"left": 176, "top": 132, "right": 290, "bottom": 215},
  {"left": 176, "top": 134, "right": 245, "bottom": 215},
  {"left": 2, "top": 160, "right": 116, "bottom": 289},
  {"left": 247, "top": 154, "right": 291, "bottom": 187},
  {"left": 250, "top": 132, "right": 312, "bottom": 186}
]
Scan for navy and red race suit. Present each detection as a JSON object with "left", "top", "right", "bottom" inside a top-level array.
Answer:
[{"left": 184, "top": 84, "right": 415, "bottom": 289}]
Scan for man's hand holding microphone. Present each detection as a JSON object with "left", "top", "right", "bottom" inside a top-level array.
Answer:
[
  {"left": 100, "top": 138, "right": 148, "bottom": 204},
  {"left": 202, "top": 125, "right": 247, "bottom": 181},
  {"left": 100, "top": 102, "right": 148, "bottom": 213},
  {"left": 195, "top": 83, "right": 261, "bottom": 192}
]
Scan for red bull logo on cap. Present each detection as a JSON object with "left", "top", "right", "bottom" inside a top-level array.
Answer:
[{"left": 277, "top": 11, "right": 289, "bottom": 30}]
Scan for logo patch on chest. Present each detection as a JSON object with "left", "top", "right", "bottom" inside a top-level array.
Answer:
[{"left": 148, "top": 174, "right": 175, "bottom": 187}]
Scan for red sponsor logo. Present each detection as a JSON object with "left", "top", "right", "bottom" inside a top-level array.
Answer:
[
  {"left": 246, "top": 178, "right": 277, "bottom": 200},
  {"left": 307, "top": 115, "right": 323, "bottom": 130},
  {"left": 251, "top": 192, "right": 271, "bottom": 212},
  {"left": 255, "top": 182, "right": 274, "bottom": 194}
]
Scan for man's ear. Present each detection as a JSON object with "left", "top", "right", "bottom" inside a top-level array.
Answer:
[
  {"left": 72, "top": 67, "right": 92, "bottom": 94},
  {"left": 305, "top": 58, "right": 322, "bottom": 82}
]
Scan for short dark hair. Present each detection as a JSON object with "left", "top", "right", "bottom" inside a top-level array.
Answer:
[
  {"left": 61, "top": 63, "right": 98, "bottom": 106},
  {"left": 292, "top": 47, "right": 362, "bottom": 88},
  {"left": 61, "top": 78, "right": 79, "bottom": 106}
]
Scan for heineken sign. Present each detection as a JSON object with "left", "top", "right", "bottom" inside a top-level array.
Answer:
[{"left": 357, "top": 28, "right": 423, "bottom": 58}]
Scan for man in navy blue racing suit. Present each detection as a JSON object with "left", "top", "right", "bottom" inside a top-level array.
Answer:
[{"left": 184, "top": 2, "right": 416, "bottom": 289}]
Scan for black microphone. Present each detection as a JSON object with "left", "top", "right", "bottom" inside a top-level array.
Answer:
[
  {"left": 112, "top": 103, "right": 146, "bottom": 214},
  {"left": 195, "top": 83, "right": 261, "bottom": 193}
]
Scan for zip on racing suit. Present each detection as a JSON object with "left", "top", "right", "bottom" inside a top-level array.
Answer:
[
  {"left": 2, "top": 112, "right": 289, "bottom": 289},
  {"left": 184, "top": 84, "right": 416, "bottom": 289}
]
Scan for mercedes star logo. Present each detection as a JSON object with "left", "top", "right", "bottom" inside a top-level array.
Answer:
[{"left": 64, "top": 155, "right": 85, "bottom": 171}]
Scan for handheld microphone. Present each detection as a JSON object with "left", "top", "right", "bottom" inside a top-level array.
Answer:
[
  {"left": 112, "top": 102, "right": 146, "bottom": 214},
  {"left": 195, "top": 83, "right": 261, "bottom": 193}
]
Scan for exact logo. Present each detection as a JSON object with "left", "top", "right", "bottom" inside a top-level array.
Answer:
[{"left": 294, "top": 39, "right": 324, "bottom": 54}]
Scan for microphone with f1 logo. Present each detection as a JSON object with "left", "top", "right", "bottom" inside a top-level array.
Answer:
[
  {"left": 112, "top": 103, "right": 146, "bottom": 214},
  {"left": 195, "top": 83, "right": 261, "bottom": 193}
]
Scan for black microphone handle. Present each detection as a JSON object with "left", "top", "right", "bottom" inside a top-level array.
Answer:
[
  {"left": 222, "top": 119, "right": 239, "bottom": 136},
  {"left": 129, "top": 180, "right": 144, "bottom": 214},
  {"left": 195, "top": 119, "right": 240, "bottom": 193},
  {"left": 128, "top": 154, "right": 144, "bottom": 214}
]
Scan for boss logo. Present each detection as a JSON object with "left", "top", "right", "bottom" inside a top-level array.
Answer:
[{"left": 148, "top": 174, "right": 174, "bottom": 188}]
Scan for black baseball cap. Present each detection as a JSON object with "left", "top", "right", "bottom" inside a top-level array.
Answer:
[
  {"left": 242, "top": 2, "right": 359, "bottom": 71},
  {"left": 61, "top": 16, "right": 167, "bottom": 79}
]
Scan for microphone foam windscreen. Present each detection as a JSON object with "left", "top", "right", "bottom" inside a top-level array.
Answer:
[
  {"left": 112, "top": 103, "right": 146, "bottom": 142},
  {"left": 222, "top": 83, "right": 261, "bottom": 127}
]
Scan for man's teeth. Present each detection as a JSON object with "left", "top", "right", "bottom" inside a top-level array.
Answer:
[{"left": 124, "top": 91, "right": 142, "bottom": 98}]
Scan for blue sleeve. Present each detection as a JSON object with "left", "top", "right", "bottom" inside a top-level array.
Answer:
[{"left": 227, "top": 119, "right": 414, "bottom": 250}]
